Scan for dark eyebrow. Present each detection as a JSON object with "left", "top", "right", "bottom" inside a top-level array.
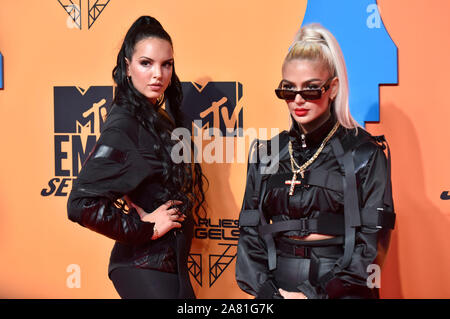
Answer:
[
  {"left": 139, "top": 56, "right": 174, "bottom": 63},
  {"left": 303, "top": 78, "right": 322, "bottom": 84},
  {"left": 281, "top": 78, "right": 323, "bottom": 86},
  {"left": 280, "top": 79, "right": 294, "bottom": 86}
]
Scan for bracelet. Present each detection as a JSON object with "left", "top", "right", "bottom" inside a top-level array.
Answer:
[{"left": 152, "top": 224, "right": 159, "bottom": 239}]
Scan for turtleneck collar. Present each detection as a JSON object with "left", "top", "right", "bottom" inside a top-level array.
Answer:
[{"left": 288, "top": 112, "right": 338, "bottom": 149}]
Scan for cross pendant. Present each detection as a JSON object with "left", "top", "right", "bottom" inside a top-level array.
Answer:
[{"left": 285, "top": 171, "right": 304, "bottom": 196}]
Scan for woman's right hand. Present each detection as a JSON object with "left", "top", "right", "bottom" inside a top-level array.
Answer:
[{"left": 128, "top": 199, "right": 186, "bottom": 240}]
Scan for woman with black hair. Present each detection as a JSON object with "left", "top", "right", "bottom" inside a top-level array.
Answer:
[{"left": 67, "top": 16, "right": 206, "bottom": 299}]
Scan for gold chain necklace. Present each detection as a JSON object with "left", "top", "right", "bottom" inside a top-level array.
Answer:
[{"left": 285, "top": 122, "right": 340, "bottom": 195}]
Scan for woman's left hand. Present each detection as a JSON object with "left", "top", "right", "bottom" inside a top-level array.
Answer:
[{"left": 278, "top": 288, "right": 308, "bottom": 299}]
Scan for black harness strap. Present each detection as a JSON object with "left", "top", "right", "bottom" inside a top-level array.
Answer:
[
  {"left": 360, "top": 206, "right": 396, "bottom": 229},
  {"left": 318, "top": 135, "right": 396, "bottom": 292},
  {"left": 330, "top": 137, "right": 361, "bottom": 269},
  {"left": 243, "top": 134, "right": 395, "bottom": 274},
  {"left": 252, "top": 206, "right": 394, "bottom": 238},
  {"left": 258, "top": 212, "right": 345, "bottom": 237},
  {"left": 251, "top": 138, "right": 290, "bottom": 271},
  {"left": 305, "top": 169, "right": 344, "bottom": 193}
]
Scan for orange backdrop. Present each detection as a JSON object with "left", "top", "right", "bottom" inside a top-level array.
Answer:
[{"left": 0, "top": 0, "right": 449, "bottom": 299}]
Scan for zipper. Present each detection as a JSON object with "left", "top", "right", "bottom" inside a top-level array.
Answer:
[{"left": 301, "top": 134, "right": 307, "bottom": 148}]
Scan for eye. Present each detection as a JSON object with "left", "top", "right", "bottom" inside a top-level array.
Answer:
[
  {"left": 281, "top": 84, "right": 294, "bottom": 90},
  {"left": 163, "top": 61, "right": 174, "bottom": 68},
  {"left": 140, "top": 60, "right": 151, "bottom": 66},
  {"left": 306, "top": 84, "right": 320, "bottom": 89}
]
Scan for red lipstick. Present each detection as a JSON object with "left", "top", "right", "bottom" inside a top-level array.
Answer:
[{"left": 294, "top": 108, "right": 309, "bottom": 117}]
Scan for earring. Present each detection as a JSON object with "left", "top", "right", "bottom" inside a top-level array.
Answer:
[
  {"left": 329, "top": 96, "right": 336, "bottom": 104},
  {"left": 156, "top": 93, "right": 165, "bottom": 105}
]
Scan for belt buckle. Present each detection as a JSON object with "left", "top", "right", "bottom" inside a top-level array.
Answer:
[
  {"left": 294, "top": 246, "right": 310, "bottom": 258},
  {"left": 299, "top": 218, "right": 310, "bottom": 237}
]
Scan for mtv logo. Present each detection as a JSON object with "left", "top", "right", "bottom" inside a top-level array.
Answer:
[
  {"left": 54, "top": 86, "right": 113, "bottom": 134},
  {"left": 181, "top": 82, "right": 243, "bottom": 136}
]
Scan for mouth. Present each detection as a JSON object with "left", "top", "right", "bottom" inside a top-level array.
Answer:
[
  {"left": 149, "top": 83, "right": 163, "bottom": 90},
  {"left": 294, "top": 108, "right": 309, "bottom": 116}
]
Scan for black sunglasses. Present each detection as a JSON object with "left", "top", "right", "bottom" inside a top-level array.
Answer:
[{"left": 275, "top": 77, "right": 334, "bottom": 101}]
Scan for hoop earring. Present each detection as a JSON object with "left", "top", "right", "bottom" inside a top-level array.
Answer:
[{"left": 156, "top": 93, "right": 165, "bottom": 105}]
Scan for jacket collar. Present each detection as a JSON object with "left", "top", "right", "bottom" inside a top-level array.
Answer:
[{"left": 288, "top": 112, "right": 338, "bottom": 149}]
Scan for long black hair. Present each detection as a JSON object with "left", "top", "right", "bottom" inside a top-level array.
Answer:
[{"left": 112, "top": 16, "right": 207, "bottom": 221}]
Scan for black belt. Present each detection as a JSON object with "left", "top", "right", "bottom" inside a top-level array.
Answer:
[
  {"left": 276, "top": 238, "right": 344, "bottom": 259},
  {"left": 257, "top": 208, "right": 394, "bottom": 239},
  {"left": 277, "top": 240, "right": 312, "bottom": 258},
  {"left": 258, "top": 212, "right": 345, "bottom": 237}
]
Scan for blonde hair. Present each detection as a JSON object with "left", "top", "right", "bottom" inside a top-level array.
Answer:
[{"left": 284, "top": 23, "right": 359, "bottom": 130}]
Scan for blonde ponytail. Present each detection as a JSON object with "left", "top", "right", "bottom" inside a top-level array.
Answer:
[{"left": 284, "top": 23, "right": 360, "bottom": 130}]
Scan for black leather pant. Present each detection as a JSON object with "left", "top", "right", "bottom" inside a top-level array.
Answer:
[
  {"left": 110, "top": 267, "right": 180, "bottom": 299},
  {"left": 272, "top": 237, "right": 344, "bottom": 299},
  {"left": 273, "top": 256, "right": 312, "bottom": 291}
]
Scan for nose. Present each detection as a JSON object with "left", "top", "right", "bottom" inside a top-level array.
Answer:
[
  {"left": 294, "top": 92, "right": 305, "bottom": 104},
  {"left": 153, "top": 64, "right": 162, "bottom": 79}
]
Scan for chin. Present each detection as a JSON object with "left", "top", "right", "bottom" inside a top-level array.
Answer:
[
  {"left": 291, "top": 114, "right": 313, "bottom": 126},
  {"left": 146, "top": 93, "right": 162, "bottom": 102}
]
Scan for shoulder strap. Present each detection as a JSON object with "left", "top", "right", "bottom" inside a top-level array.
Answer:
[
  {"left": 330, "top": 136, "right": 361, "bottom": 269},
  {"left": 250, "top": 134, "right": 289, "bottom": 205},
  {"left": 250, "top": 135, "right": 289, "bottom": 271},
  {"left": 328, "top": 133, "right": 396, "bottom": 271}
]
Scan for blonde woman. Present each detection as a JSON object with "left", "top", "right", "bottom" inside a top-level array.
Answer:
[{"left": 236, "top": 23, "right": 395, "bottom": 299}]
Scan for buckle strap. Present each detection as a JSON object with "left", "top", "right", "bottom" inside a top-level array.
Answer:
[
  {"left": 277, "top": 240, "right": 311, "bottom": 258},
  {"left": 259, "top": 219, "right": 311, "bottom": 237},
  {"left": 361, "top": 206, "right": 396, "bottom": 229},
  {"left": 258, "top": 213, "right": 345, "bottom": 238},
  {"left": 276, "top": 239, "right": 344, "bottom": 258},
  {"left": 376, "top": 209, "right": 396, "bottom": 229}
]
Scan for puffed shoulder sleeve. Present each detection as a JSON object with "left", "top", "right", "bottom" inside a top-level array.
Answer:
[
  {"left": 67, "top": 109, "right": 158, "bottom": 244},
  {"left": 321, "top": 138, "right": 395, "bottom": 299},
  {"left": 236, "top": 140, "right": 281, "bottom": 299}
]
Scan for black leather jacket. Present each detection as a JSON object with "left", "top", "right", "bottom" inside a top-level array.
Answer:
[
  {"left": 236, "top": 114, "right": 394, "bottom": 299},
  {"left": 67, "top": 104, "right": 194, "bottom": 298}
]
